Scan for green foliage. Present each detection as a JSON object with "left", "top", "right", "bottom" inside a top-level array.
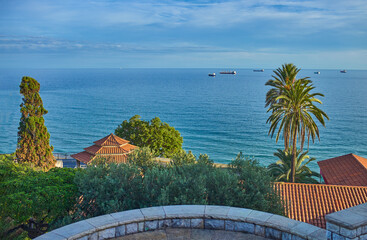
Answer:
[
  {"left": 0, "top": 217, "right": 29, "bottom": 240},
  {"left": 170, "top": 149, "right": 196, "bottom": 166},
  {"left": 115, "top": 115, "right": 183, "bottom": 157},
  {"left": 70, "top": 152, "right": 283, "bottom": 222},
  {"left": 0, "top": 158, "right": 78, "bottom": 238},
  {"left": 265, "top": 64, "right": 329, "bottom": 182},
  {"left": 268, "top": 149, "right": 321, "bottom": 184},
  {"left": 127, "top": 147, "right": 158, "bottom": 172},
  {"left": 16, "top": 76, "right": 55, "bottom": 170},
  {"left": 73, "top": 163, "right": 144, "bottom": 218}
]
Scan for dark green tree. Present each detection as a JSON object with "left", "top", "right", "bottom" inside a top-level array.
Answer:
[
  {"left": 115, "top": 115, "right": 183, "bottom": 157},
  {"left": 0, "top": 158, "right": 78, "bottom": 238},
  {"left": 268, "top": 149, "right": 320, "bottom": 183},
  {"left": 16, "top": 76, "right": 55, "bottom": 169}
]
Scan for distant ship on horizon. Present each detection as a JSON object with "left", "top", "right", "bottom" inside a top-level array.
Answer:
[
  {"left": 208, "top": 73, "right": 216, "bottom": 77},
  {"left": 314, "top": 71, "right": 320, "bottom": 74},
  {"left": 253, "top": 69, "right": 264, "bottom": 72},
  {"left": 340, "top": 70, "right": 347, "bottom": 73},
  {"left": 220, "top": 70, "right": 236, "bottom": 75}
]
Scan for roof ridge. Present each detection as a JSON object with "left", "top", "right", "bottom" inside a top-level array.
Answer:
[{"left": 351, "top": 154, "right": 367, "bottom": 170}]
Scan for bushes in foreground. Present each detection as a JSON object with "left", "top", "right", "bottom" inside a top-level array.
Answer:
[
  {"left": 70, "top": 152, "right": 283, "bottom": 221},
  {"left": 1, "top": 151, "right": 284, "bottom": 238},
  {"left": 0, "top": 158, "right": 79, "bottom": 238}
]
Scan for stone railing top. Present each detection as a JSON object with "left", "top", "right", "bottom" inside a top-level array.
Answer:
[
  {"left": 35, "top": 205, "right": 326, "bottom": 240},
  {"left": 325, "top": 202, "right": 367, "bottom": 230}
]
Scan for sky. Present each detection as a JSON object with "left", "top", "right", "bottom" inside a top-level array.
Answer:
[{"left": 0, "top": 0, "right": 366, "bottom": 69}]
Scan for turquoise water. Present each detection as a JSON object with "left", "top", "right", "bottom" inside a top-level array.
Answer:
[{"left": 1, "top": 68, "right": 366, "bottom": 171}]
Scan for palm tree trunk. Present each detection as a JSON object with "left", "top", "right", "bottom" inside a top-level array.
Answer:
[{"left": 291, "top": 129, "right": 297, "bottom": 183}]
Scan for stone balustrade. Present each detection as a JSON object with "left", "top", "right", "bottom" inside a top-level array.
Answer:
[
  {"left": 326, "top": 203, "right": 367, "bottom": 240},
  {"left": 35, "top": 205, "right": 326, "bottom": 240}
]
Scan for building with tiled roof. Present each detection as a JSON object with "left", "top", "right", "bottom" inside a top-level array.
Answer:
[
  {"left": 71, "top": 133, "right": 137, "bottom": 165},
  {"left": 274, "top": 182, "right": 367, "bottom": 229},
  {"left": 317, "top": 153, "right": 367, "bottom": 186}
]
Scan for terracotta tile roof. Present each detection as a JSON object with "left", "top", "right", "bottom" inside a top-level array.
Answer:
[
  {"left": 274, "top": 182, "right": 367, "bottom": 229},
  {"left": 93, "top": 133, "right": 129, "bottom": 146},
  {"left": 71, "top": 151, "right": 94, "bottom": 164},
  {"left": 84, "top": 144, "right": 137, "bottom": 155},
  {"left": 317, "top": 153, "right": 367, "bottom": 186},
  {"left": 72, "top": 133, "right": 137, "bottom": 164}
]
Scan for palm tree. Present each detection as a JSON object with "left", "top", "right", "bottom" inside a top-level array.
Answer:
[
  {"left": 265, "top": 63, "right": 312, "bottom": 150},
  {"left": 267, "top": 79, "right": 329, "bottom": 182},
  {"left": 268, "top": 149, "right": 320, "bottom": 184}
]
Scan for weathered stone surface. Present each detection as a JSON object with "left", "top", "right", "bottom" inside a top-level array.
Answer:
[
  {"left": 89, "top": 232, "right": 98, "bottom": 240},
  {"left": 86, "top": 214, "right": 118, "bottom": 230},
  {"left": 265, "top": 227, "right": 281, "bottom": 239},
  {"left": 166, "top": 228, "right": 191, "bottom": 239},
  {"left": 293, "top": 235, "right": 306, "bottom": 240},
  {"left": 205, "top": 219, "right": 225, "bottom": 230},
  {"left": 360, "top": 233, "right": 367, "bottom": 240},
  {"left": 172, "top": 218, "right": 190, "bottom": 228},
  {"left": 76, "top": 236, "right": 88, "bottom": 240},
  {"left": 291, "top": 222, "right": 320, "bottom": 238},
  {"left": 205, "top": 205, "right": 231, "bottom": 219},
  {"left": 98, "top": 228, "right": 115, "bottom": 240},
  {"left": 159, "top": 219, "right": 172, "bottom": 228},
  {"left": 227, "top": 207, "right": 253, "bottom": 221},
  {"left": 111, "top": 209, "right": 144, "bottom": 225},
  {"left": 138, "top": 222, "right": 144, "bottom": 232},
  {"left": 332, "top": 233, "right": 346, "bottom": 240},
  {"left": 34, "top": 232, "right": 67, "bottom": 240},
  {"left": 191, "top": 229, "right": 212, "bottom": 240},
  {"left": 51, "top": 219, "right": 96, "bottom": 239},
  {"left": 327, "top": 222, "right": 340, "bottom": 234},
  {"left": 326, "top": 203, "right": 367, "bottom": 230},
  {"left": 282, "top": 232, "right": 292, "bottom": 240},
  {"left": 340, "top": 226, "right": 357, "bottom": 238},
  {"left": 233, "top": 222, "right": 255, "bottom": 234},
  {"left": 191, "top": 218, "right": 204, "bottom": 229},
  {"left": 255, "top": 225, "right": 265, "bottom": 237},
  {"left": 126, "top": 223, "right": 138, "bottom": 234},
  {"left": 265, "top": 214, "right": 300, "bottom": 231},
  {"left": 163, "top": 205, "right": 205, "bottom": 218},
  {"left": 307, "top": 228, "right": 327, "bottom": 240},
  {"left": 141, "top": 206, "right": 166, "bottom": 220},
  {"left": 246, "top": 210, "right": 273, "bottom": 225},
  {"left": 115, "top": 225, "right": 126, "bottom": 237},
  {"left": 145, "top": 220, "right": 159, "bottom": 231},
  {"left": 225, "top": 220, "right": 235, "bottom": 231}
]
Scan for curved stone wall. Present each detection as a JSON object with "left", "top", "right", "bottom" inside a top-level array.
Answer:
[{"left": 35, "top": 205, "right": 326, "bottom": 240}]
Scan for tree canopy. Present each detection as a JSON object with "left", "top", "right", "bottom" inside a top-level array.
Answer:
[
  {"left": 115, "top": 115, "right": 183, "bottom": 157},
  {"left": 16, "top": 76, "right": 55, "bottom": 170},
  {"left": 268, "top": 149, "right": 320, "bottom": 184}
]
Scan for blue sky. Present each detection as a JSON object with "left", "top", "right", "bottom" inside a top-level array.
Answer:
[{"left": 0, "top": 0, "right": 366, "bottom": 69}]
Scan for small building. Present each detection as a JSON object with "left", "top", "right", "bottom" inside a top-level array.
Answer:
[
  {"left": 317, "top": 153, "right": 367, "bottom": 186},
  {"left": 71, "top": 133, "right": 137, "bottom": 166}
]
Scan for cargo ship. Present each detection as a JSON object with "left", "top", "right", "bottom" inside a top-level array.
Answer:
[
  {"left": 253, "top": 69, "right": 264, "bottom": 72},
  {"left": 208, "top": 73, "right": 216, "bottom": 77},
  {"left": 340, "top": 70, "right": 347, "bottom": 73},
  {"left": 220, "top": 71, "right": 236, "bottom": 75}
]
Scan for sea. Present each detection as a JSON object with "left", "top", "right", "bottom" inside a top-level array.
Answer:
[{"left": 1, "top": 68, "right": 367, "bottom": 171}]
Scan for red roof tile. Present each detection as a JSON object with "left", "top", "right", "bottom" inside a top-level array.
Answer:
[
  {"left": 72, "top": 133, "right": 137, "bottom": 164},
  {"left": 274, "top": 182, "right": 367, "bottom": 229},
  {"left": 71, "top": 151, "right": 94, "bottom": 164},
  {"left": 93, "top": 133, "right": 129, "bottom": 146},
  {"left": 318, "top": 153, "right": 367, "bottom": 186}
]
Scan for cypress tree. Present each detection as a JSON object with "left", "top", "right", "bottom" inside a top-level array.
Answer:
[{"left": 16, "top": 76, "right": 55, "bottom": 169}]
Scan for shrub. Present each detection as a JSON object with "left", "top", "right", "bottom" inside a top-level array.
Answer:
[{"left": 0, "top": 158, "right": 78, "bottom": 238}]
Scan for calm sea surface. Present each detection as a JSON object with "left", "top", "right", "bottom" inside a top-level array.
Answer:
[{"left": 1, "top": 68, "right": 366, "bottom": 171}]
